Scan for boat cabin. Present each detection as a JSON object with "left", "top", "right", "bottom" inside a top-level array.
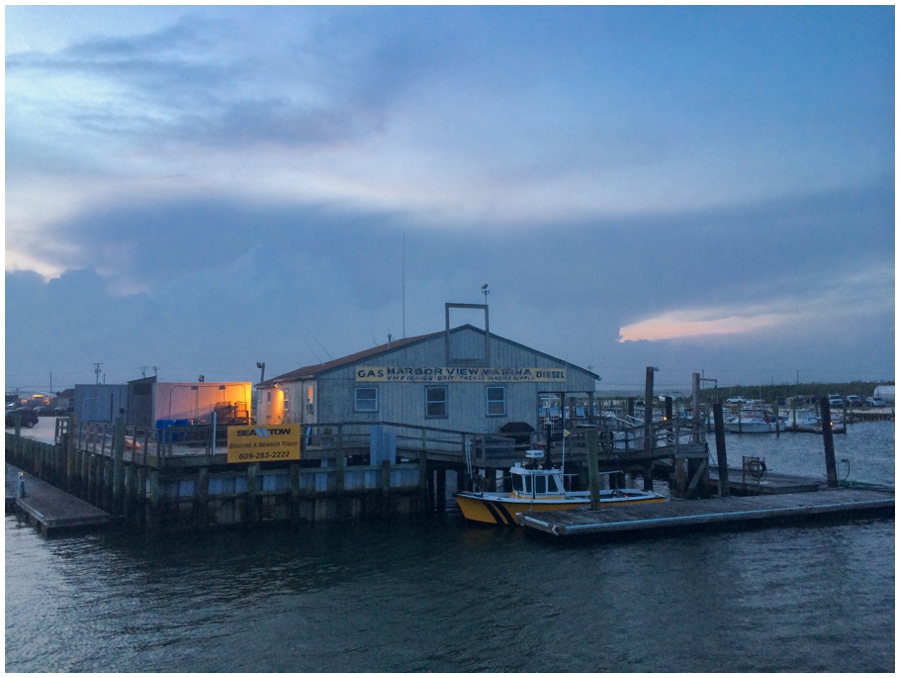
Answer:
[{"left": 509, "top": 450, "right": 565, "bottom": 499}]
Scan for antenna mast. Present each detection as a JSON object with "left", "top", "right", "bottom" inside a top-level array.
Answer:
[{"left": 402, "top": 233, "right": 406, "bottom": 338}]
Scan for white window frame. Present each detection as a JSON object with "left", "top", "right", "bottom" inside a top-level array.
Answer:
[
  {"left": 486, "top": 386, "right": 506, "bottom": 417},
  {"left": 355, "top": 387, "right": 378, "bottom": 412},
  {"left": 425, "top": 386, "right": 448, "bottom": 419}
]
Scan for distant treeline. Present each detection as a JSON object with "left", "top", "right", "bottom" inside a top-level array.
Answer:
[{"left": 700, "top": 381, "right": 894, "bottom": 404}]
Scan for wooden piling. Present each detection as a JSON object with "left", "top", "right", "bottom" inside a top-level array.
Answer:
[
  {"left": 247, "top": 463, "right": 260, "bottom": 524},
  {"left": 196, "top": 466, "right": 209, "bottom": 530},
  {"left": 713, "top": 403, "right": 729, "bottom": 497},
  {"left": 66, "top": 415, "right": 78, "bottom": 494},
  {"left": 820, "top": 397, "right": 838, "bottom": 488},
  {"left": 148, "top": 468, "right": 160, "bottom": 531},
  {"left": 290, "top": 463, "right": 301, "bottom": 522},
  {"left": 124, "top": 463, "right": 136, "bottom": 526},
  {"left": 418, "top": 450, "right": 429, "bottom": 512},
  {"left": 433, "top": 464, "right": 445, "bottom": 512},
  {"left": 586, "top": 429, "right": 600, "bottom": 510},
  {"left": 112, "top": 418, "right": 125, "bottom": 515},
  {"left": 643, "top": 367, "right": 654, "bottom": 492}
]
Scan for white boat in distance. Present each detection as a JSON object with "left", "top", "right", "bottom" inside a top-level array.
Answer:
[{"left": 724, "top": 407, "right": 779, "bottom": 433}]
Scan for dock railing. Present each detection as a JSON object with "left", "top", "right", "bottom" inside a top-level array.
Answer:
[
  {"left": 65, "top": 414, "right": 706, "bottom": 469},
  {"left": 66, "top": 420, "right": 527, "bottom": 468}
]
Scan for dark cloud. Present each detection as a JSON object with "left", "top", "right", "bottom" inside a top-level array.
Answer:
[
  {"left": 6, "top": 179, "right": 892, "bottom": 391},
  {"left": 6, "top": 10, "right": 435, "bottom": 151}
]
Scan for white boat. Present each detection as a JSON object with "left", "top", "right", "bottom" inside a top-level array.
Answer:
[
  {"left": 455, "top": 450, "right": 665, "bottom": 525},
  {"left": 724, "top": 407, "right": 778, "bottom": 433}
]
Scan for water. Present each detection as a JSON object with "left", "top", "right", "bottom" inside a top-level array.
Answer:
[{"left": 6, "top": 422, "right": 895, "bottom": 672}]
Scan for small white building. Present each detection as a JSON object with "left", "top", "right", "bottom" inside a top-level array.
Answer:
[{"left": 258, "top": 313, "right": 599, "bottom": 436}]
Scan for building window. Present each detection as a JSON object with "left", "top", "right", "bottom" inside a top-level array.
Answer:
[
  {"left": 426, "top": 386, "right": 447, "bottom": 418},
  {"left": 355, "top": 387, "right": 378, "bottom": 412},
  {"left": 283, "top": 389, "right": 290, "bottom": 412},
  {"left": 486, "top": 386, "right": 506, "bottom": 416}
]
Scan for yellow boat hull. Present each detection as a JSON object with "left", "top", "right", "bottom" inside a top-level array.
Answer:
[{"left": 455, "top": 492, "right": 665, "bottom": 526}]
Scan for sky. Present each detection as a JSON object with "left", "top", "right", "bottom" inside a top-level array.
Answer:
[{"left": 4, "top": 5, "right": 895, "bottom": 395}]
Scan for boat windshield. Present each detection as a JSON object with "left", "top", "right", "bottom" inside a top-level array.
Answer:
[
  {"left": 512, "top": 474, "right": 523, "bottom": 493},
  {"left": 546, "top": 474, "right": 561, "bottom": 493},
  {"left": 535, "top": 475, "right": 546, "bottom": 494}
]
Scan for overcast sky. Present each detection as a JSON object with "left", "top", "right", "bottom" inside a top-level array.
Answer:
[{"left": 5, "top": 5, "right": 895, "bottom": 394}]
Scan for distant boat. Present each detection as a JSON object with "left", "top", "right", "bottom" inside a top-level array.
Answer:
[{"left": 724, "top": 407, "right": 778, "bottom": 434}]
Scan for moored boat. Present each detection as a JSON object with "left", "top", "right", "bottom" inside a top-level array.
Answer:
[
  {"left": 455, "top": 450, "right": 665, "bottom": 525},
  {"left": 724, "top": 407, "right": 778, "bottom": 433}
]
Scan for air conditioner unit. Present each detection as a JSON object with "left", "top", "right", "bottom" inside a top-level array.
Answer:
[{"left": 307, "top": 403, "right": 314, "bottom": 413}]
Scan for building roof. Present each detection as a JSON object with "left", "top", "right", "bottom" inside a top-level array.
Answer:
[
  {"left": 260, "top": 330, "right": 444, "bottom": 386},
  {"left": 260, "top": 325, "right": 599, "bottom": 386}
]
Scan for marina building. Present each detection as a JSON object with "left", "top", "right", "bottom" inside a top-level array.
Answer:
[{"left": 257, "top": 304, "right": 599, "bottom": 437}]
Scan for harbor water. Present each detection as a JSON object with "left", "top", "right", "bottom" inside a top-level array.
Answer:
[{"left": 6, "top": 422, "right": 894, "bottom": 672}]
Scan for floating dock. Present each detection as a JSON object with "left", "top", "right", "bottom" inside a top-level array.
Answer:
[
  {"left": 516, "top": 487, "right": 894, "bottom": 539},
  {"left": 6, "top": 464, "right": 110, "bottom": 535}
]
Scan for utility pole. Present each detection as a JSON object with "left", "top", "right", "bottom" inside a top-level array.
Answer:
[{"left": 94, "top": 363, "right": 103, "bottom": 385}]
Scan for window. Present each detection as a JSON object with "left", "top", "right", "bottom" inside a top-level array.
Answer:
[
  {"left": 425, "top": 386, "right": 447, "bottom": 418},
  {"left": 283, "top": 389, "right": 290, "bottom": 412},
  {"left": 512, "top": 474, "right": 524, "bottom": 493},
  {"left": 355, "top": 387, "right": 378, "bottom": 412},
  {"left": 535, "top": 475, "right": 547, "bottom": 494},
  {"left": 486, "top": 386, "right": 506, "bottom": 416}
]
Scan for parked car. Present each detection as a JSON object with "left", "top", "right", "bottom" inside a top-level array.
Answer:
[
  {"left": 866, "top": 397, "right": 887, "bottom": 408},
  {"left": 5, "top": 408, "right": 39, "bottom": 428},
  {"left": 828, "top": 394, "right": 843, "bottom": 407},
  {"left": 845, "top": 395, "right": 863, "bottom": 407}
]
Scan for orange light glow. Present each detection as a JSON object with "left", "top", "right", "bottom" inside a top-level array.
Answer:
[{"left": 619, "top": 311, "right": 783, "bottom": 342}]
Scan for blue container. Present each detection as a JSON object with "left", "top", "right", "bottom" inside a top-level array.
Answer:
[{"left": 156, "top": 419, "right": 174, "bottom": 429}]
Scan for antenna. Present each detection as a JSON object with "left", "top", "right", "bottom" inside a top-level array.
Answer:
[
  {"left": 304, "top": 339, "right": 324, "bottom": 365},
  {"left": 94, "top": 362, "right": 103, "bottom": 384},
  {"left": 314, "top": 338, "right": 334, "bottom": 361},
  {"left": 481, "top": 284, "right": 489, "bottom": 304},
  {"left": 402, "top": 233, "right": 406, "bottom": 338}
]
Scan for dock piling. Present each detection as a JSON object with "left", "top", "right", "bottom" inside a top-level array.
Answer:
[
  {"left": 821, "top": 397, "right": 838, "bottom": 488},
  {"left": 713, "top": 403, "right": 729, "bottom": 497}
]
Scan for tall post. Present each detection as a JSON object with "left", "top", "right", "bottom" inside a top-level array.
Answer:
[
  {"left": 112, "top": 417, "right": 125, "bottom": 515},
  {"left": 774, "top": 398, "right": 780, "bottom": 436},
  {"left": 820, "top": 397, "right": 838, "bottom": 487},
  {"left": 585, "top": 429, "right": 600, "bottom": 510},
  {"left": 643, "top": 367, "right": 655, "bottom": 492},
  {"left": 713, "top": 403, "right": 729, "bottom": 497},
  {"left": 691, "top": 373, "right": 701, "bottom": 443},
  {"left": 66, "top": 414, "right": 78, "bottom": 493}
]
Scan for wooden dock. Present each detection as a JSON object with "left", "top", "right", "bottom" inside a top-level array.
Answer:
[
  {"left": 516, "top": 487, "right": 894, "bottom": 539},
  {"left": 6, "top": 464, "right": 110, "bottom": 535},
  {"left": 709, "top": 468, "right": 824, "bottom": 495}
]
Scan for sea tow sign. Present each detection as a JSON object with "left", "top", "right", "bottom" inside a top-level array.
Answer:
[
  {"left": 226, "top": 424, "right": 301, "bottom": 463},
  {"left": 355, "top": 366, "right": 567, "bottom": 383}
]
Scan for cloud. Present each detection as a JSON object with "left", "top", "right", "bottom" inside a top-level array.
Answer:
[
  {"left": 620, "top": 312, "right": 783, "bottom": 342},
  {"left": 619, "top": 261, "right": 894, "bottom": 343}
]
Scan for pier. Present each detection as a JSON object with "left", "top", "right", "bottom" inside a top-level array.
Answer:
[
  {"left": 5, "top": 409, "right": 708, "bottom": 533},
  {"left": 6, "top": 463, "right": 109, "bottom": 535},
  {"left": 517, "top": 487, "right": 894, "bottom": 538}
]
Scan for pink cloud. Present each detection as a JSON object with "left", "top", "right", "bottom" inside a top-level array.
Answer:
[{"left": 619, "top": 312, "right": 783, "bottom": 342}]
